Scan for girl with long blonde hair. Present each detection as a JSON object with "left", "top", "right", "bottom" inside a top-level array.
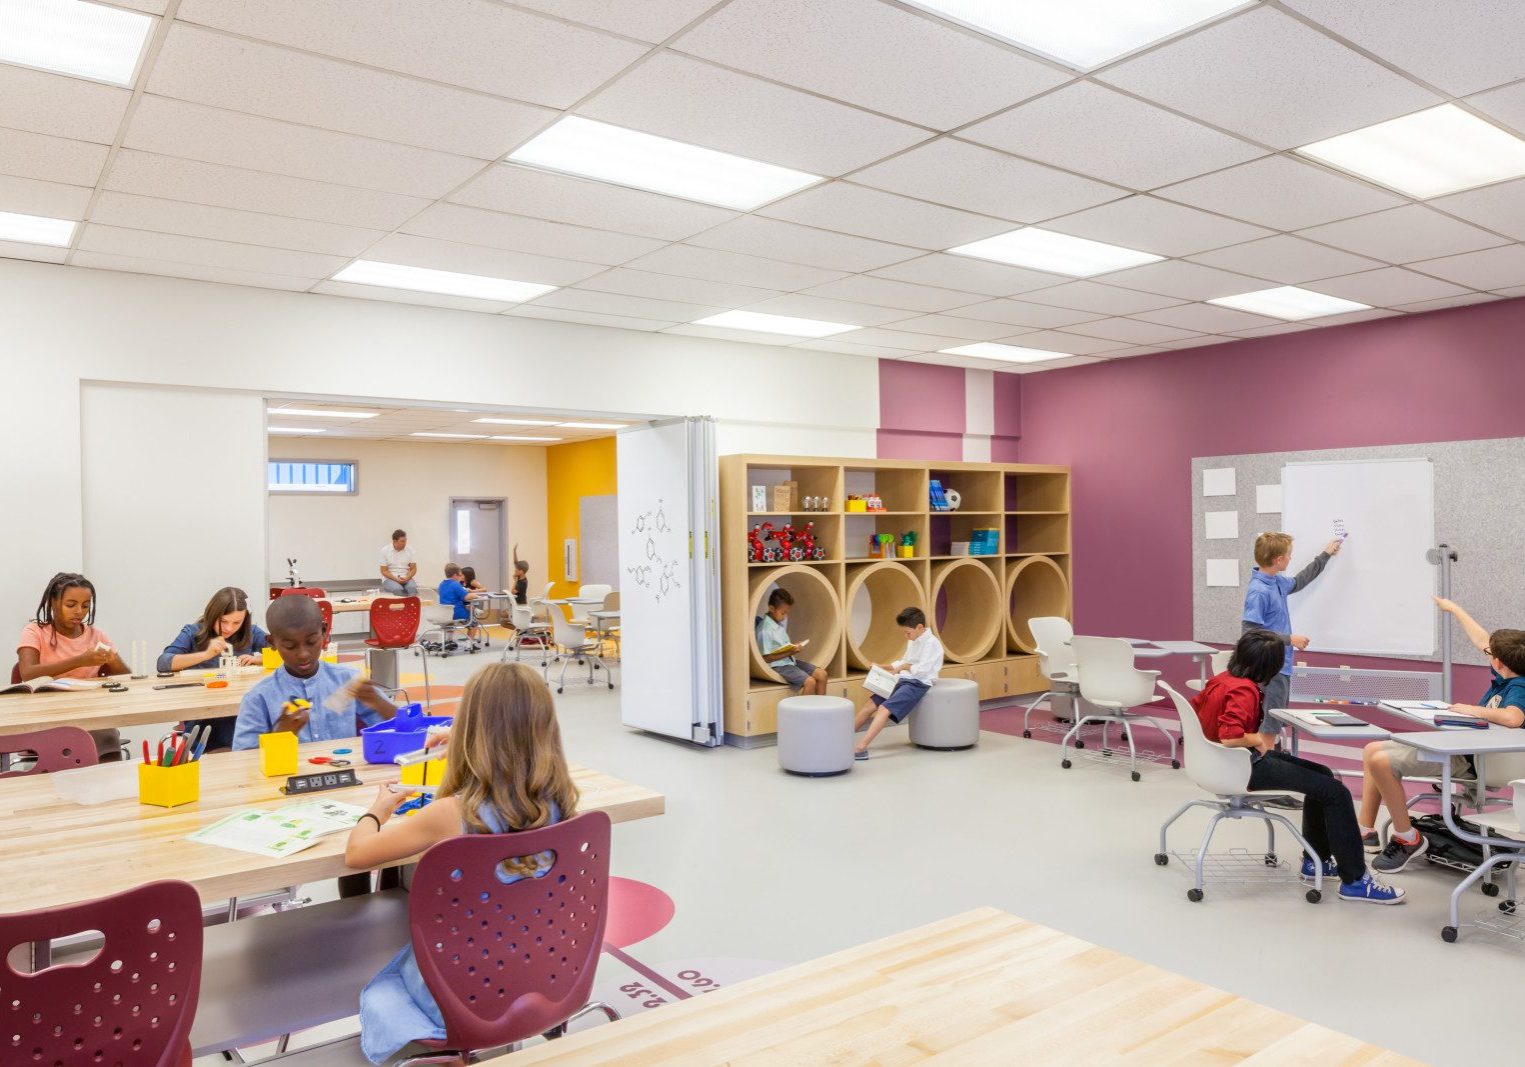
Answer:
[{"left": 346, "top": 661, "right": 579, "bottom": 1063}]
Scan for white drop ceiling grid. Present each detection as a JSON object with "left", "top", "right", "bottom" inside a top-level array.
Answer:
[
  {"left": 264, "top": 399, "right": 631, "bottom": 442},
  {"left": 3, "top": 0, "right": 1525, "bottom": 374}
]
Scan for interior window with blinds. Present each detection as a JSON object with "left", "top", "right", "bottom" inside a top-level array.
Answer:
[{"left": 267, "top": 460, "right": 357, "bottom": 494}]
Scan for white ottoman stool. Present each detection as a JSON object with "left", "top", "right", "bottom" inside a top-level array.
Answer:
[
  {"left": 777, "top": 695, "right": 854, "bottom": 777},
  {"left": 909, "top": 677, "right": 980, "bottom": 750}
]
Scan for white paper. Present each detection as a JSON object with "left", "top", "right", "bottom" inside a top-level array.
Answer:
[
  {"left": 1205, "top": 559, "right": 1241, "bottom": 587},
  {"left": 1202, "top": 467, "right": 1236, "bottom": 497},
  {"left": 1204, "top": 511, "right": 1238, "bottom": 540},
  {"left": 1255, "top": 484, "right": 1283, "bottom": 514}
]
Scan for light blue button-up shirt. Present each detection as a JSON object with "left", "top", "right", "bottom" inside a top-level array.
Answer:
[{"left": 231, "top": 661, "right": 382, "bottom": 750}]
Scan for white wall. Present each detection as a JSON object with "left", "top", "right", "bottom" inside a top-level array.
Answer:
[
  {"left": 80, "top": 383, "right": 267, "bottom": 657},
  {"left": 0, "top": 258, "right": 885, "bottom": 626},
  {"left": 267, "top": 437, "right": 547, "bottom": 591}
]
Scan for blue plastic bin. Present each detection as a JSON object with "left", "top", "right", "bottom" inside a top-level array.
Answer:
[{"left": 361, "top": 703, "right": 453, "bottom": 765}]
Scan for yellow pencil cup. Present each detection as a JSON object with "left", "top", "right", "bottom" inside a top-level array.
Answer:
[
  {"left": 400, "top": 758, "right": 444, "bottom": 788},
  {"left": 846, "top": 499, "right": 867, "bottom": 513},
  {"left": 138, "top": 760, "right": 200, "bottom": 808},
  {"left": 261, "top": 647, "right": 283, "bottom": 672},
  {"left": 259, "top": 731, "right": 299, "bottom": 777},
  {"left": 897, "top": 545, "right": 915, "bottom": 558}
]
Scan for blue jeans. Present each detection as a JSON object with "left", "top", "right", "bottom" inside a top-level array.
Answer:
[{"left": 381, "top": 578, "right": 417, "bottom": 597}]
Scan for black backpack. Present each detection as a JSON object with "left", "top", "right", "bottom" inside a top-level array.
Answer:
[{"left": 1412, "top": 811, "right": 1488, "bottom": 873}]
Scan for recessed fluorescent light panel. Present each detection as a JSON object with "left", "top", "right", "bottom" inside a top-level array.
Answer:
[
  {"left": 903, "top": 0, "right": 1249, "bottom": 70},
  {"left": 941, "top": 343, "right": 1075, "bottom": 364},
  {"left": 1297, "top": 104, "right": 1525, "bottom": 199},
  {"left": 491, "top": 435, "right": 561, "bottom": 442},
  {"left": 410, "top": 432, "right": 490, "bottom": 440},
  {"left": 949, "top": 227, "right": 1161, "bottom": 277},
  {"left": 559, "top": 422, "right": 627, "bottom": 430},
  {"left": 473, "top": 417, "right": 560, "bottom": 427},
  {"left": 332, "top": 260, "right": 556, "bottom": 303},
  {"left": 267, "top": 426, "right": 326, "bottom": 434},
  {"left": 693, "top": 310, "right": 858, "bottom": 338},
  {"left": 507, "top": 116, "right": 822, "bottom": 211},
  {"left": 270, "top": 407, "right": 378, "bottom": 420},
  {"left": 1209, "top": 286, "right": 1371, "bottom": 321},
  {"left": 0, "top": 210, "right": 76, "bottom": 247},
  {"left": 2, "top": 0, "right": 155, "bottom": 86}
]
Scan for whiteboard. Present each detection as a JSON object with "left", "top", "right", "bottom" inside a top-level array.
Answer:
[{"left": 1281, "top": 459, "right": 1435, "bottom": 657}]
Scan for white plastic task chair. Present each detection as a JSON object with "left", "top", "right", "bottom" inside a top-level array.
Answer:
[
  {"left": 1062, "top": 637, "right": 1178, "bottom": 782},
  {"left": 1185, "top": 650, "right": 1233, "bottom": 692},
  {"left": 1019, "top": 616, "right": 1079, "bottom": 738},
  {"left": 551, "top": 610, "right": 613, "bottom": 695},
  {"left": 1156, "top": 683, "right": 1325, "bottom": 904}
]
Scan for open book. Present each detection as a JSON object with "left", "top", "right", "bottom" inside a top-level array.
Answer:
[
  {"left": 1, "top": 676, "right": 103, "bottom": 695},
  {"left": 769, "top": 638, "right": 810, "bottom": 656},
  {"left": 865, "top": 665, "right": 899, "bottom": 699}
]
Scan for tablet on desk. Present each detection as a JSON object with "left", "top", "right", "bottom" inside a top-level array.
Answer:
[{"left": 1310, "top": 712, "right": 1367, "bottom": 727}]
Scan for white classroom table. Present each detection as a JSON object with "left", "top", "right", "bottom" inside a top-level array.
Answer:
[
  {"left": 1270, "top": 707, "right": 1390, "bottom": 760},
  {"left": 1387, "top": 729, "right": 1525, "bottom": 942},
  {"left": 1127, "top": 639, "right": 1219, "bottom": 684}
]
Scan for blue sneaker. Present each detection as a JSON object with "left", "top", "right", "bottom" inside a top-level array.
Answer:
[
  {"left": 1338, "top": 873, "right": 1405, "bottom": 905},
  {"left": 853, "top": 749, "right": 869, "bottom": 761},
  {"left": 1299, "top": 856, "right": 1338, "bottom": 884}
]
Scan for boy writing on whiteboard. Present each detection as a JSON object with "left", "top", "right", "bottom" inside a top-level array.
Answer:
[
  {"left": 1359, "top": 598, "right": 1525, "bottom": 873},
  {"left": 1242, "top": 531, "right": 1343, "bottom": 728}
]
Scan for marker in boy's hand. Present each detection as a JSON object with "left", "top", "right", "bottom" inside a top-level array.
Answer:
[{"left": 1324, "top": 538, "right": 1343, "bottom": 555}]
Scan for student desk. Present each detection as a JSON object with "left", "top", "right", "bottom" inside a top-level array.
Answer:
[
  {"left": 505, "top": 907, "right": 1415, "bottom": 1065},
  {"left": 1387, "top": 729, "right": 1525, "bottom": 943},
  {"left": 1270, "top": 707, "right": 1391, "bottom": 761},
  {"left": 0, "top": 669, "right": 262, "bottom": 738},
  {"left": 0, "top": 738, "right": 665, "bottom": 918}
]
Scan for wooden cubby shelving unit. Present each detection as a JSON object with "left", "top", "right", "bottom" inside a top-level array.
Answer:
[{"left": 720, "top": 456, "right": 1073, "bottom": 746}]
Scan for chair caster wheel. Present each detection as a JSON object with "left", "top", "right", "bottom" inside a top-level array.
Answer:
[
  {"left": 1130, "top": 771, "right": 1141, "bottom": 782},
  {"left": 1187, "top": 888, "right": 1203, "bottom": 902},
  {"left": 1074, "top": 740, "right": 1085, "bottom": 749},
  {"left": 1061, "top": 759, "right": 1072, "bottom": 769},
  {"left": 1305, "top": 889, "right": 1321, "bottom": 904},
  {"left": 1171, "top": 759, "right": 1181, "bottom": 769},
  {"left": 1482, "top": 881, "right": 1501, "bottom": 897},
  {"left": 1441, "top": 926, "right": 1458, "bottom": 943},
  {"left": 1154, "top": 853, "right": 1169, "bottom": 866},
  {"left": 607, "top": 682, "right": 614, "bottom": 690},
  {"left": 557, "top": 687, "right": 564, "bottom": 694},
  {"left": 1264, "top": 853, "right": 1278, "bottom": 867},
  {"left": 1022, "top": 730, "right": 1031, "bottom": 738},
  {"left": 1500, "top": 900, "right": 1517, "bottom": 914}
]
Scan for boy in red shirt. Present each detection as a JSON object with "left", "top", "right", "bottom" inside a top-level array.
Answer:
[{"left": 1192, "top": 630, "right": 1403, "bottom": 905}]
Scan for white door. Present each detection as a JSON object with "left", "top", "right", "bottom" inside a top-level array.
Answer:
[
  {"left": 450, "top": 498, "right": 507, "bottom": 590},
  {"left": 617, "top": 418, "right": 721, "bottom": 745}
]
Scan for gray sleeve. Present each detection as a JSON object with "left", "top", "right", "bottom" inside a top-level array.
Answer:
[
  {"left": 1289, "top": 551, "right": 1331, "bottom": 594},
  {"left": 1242, "top": 618, "right": 1291, "bottom": 643}
]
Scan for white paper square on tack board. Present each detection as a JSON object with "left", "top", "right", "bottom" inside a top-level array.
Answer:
[
  {"left": 1205, "top": 511, "right": 1239, "bottom": 539},
  {"left": 1202, "top": 467, "right": 1236, "bottom": 497},
  {"left": 1256, "top": 483, "right": 1283, "bottom": 514},
  {"left": 1206, "top": 559, "right": 1241, "bottom": 587}
]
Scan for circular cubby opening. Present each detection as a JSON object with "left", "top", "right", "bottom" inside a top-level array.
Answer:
[
  {"left": 930, "top": 559, "right": 1002, "bottom": 664},
  {"left": 1006, "top": 555, "right": 1069, "bottom": 653},
  {"left": 748, "top": 565, "right": 843, "bottom": 683},
  {"left": 845, "top": 562, "right": 926, "bottom": 671}
]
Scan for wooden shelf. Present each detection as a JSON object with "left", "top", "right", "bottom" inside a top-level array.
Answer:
[{"left": 721, "top": 455, "right": 1071, "bottom": 742}]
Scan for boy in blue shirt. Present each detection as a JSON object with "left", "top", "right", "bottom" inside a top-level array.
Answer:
[
  {"left": 1242, "top": 530, "right": 1343, "bottom": 727},
  {"left": 231, "top": 595, "right": 397, "bottom": 750},
  {"left": 1361, "top": 598, "right": 1525, "bottom": 873},
  {"left": 437, "top": 563, "right": 485, "bottom": 648}
]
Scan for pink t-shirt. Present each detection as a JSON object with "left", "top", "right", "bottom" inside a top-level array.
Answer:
[{"left": 17, "top": 621, "right": 114, "bottom": 679}]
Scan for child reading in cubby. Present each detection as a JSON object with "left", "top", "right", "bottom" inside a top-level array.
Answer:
[
  {"left": 854, "top": 606, "right": 942, "bottom": 761},
  {"left": 756, "top": 588, "right": 827, "bottom": 695}
]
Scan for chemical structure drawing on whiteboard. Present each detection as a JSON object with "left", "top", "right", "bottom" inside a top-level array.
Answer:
[{"left": 627, "top": 500, "right": 683, "bottom": 602}]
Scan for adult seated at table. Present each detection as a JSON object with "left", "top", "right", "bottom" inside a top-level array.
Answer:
[
  {"left": 379, "top": 529, "right": 418, "bottom": 597},
  {"left": 158, "top": 586, "right": 269, "bottom": 751}
]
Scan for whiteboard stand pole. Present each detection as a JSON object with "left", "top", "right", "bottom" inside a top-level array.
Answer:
[{"left": 1427, "top": 543, "right": 1459, "bottom": 702}]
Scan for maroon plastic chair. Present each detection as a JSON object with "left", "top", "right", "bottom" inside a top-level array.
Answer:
[
  {"left": 366, "top": 596, "right": 421, "bottom": 650},
  {"left": 0, "top": 726, "right": 98, "bottom": 779},
  {"left": 279, "top": 587, "right": 328, "bottom": 600},
  {"left": 0, "top": 879, "right": 202, "bottom": 1066},
  {"left": 405, "top": 811, "right": 615, "bottom": 1059}
]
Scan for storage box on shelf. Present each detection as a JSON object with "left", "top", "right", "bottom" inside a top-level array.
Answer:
[{"left": 721, "top": 456, "right": 1072, "bottom": 746}]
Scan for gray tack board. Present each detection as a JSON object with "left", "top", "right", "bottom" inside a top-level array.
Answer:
[
  {"left": 1191, "top": 437, "right": 1525, "bottom": 667},
  {"left": 579, "top": 494, "right": 619, "bottom": 590}
]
